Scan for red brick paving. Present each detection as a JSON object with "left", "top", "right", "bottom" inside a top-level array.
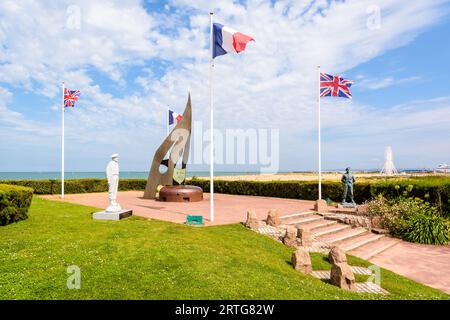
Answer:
[
  {"left": 41, "top": 191, "right": 315, "bottom": 226},
  {"left": 370, "top": 241, "right": 450, "bottom": 294}
]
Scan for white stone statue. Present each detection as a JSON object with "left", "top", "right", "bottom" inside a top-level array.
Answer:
[{"left": 106, "top": 154, "right": 121, "bottom": 212}]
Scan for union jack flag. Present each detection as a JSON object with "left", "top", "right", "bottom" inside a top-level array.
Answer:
[
  {"left": 320, "top": 73, "right": 354, "bottom": 99},
  {"left": 64, "top": 88, "right": 80, "bottom": 107}
]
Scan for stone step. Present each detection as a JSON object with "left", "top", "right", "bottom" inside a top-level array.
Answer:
[
  {"left": 306, "top": 219, "right": 338, "bottom": 230},
  {"left": 279, "top": 211, "right": 315, "bottom": 223},
  {"left": 319, "top": 227, "right": 368, "bottom": 244},
  {"left": 339, "top": 233, "right": 384, "bottom": 252},
  {"left": 349, "top": 236, "right": 400, "bottom": 260},
  {"left": 287, "top": 215, "right": 324, "bottom": 226},
  {"left": 312, "top": 223, "right": 351, "bottom": 237}
]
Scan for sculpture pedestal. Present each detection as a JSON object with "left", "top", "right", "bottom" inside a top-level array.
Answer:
[
  {"left": 93, "top": 209, "right": 133, "bottom": 221},
  {"left": 158, "top": 185, "right": 203, "bottom": 202},
  {"left": 338, "top": 203, "right": 357, "bottom": 209}
]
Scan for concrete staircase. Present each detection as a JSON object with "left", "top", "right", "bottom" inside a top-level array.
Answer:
[{"left": 279, "top": 212, "right": 399, "bottom": 260}]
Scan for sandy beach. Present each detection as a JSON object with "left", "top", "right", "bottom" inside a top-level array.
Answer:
[{"left": 194, "top": 172, "right": 417, "bottom": 182}]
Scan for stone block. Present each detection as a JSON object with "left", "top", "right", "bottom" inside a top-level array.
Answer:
[
  {"left": 314, "top": 199, "right": 328, "bottom": 212},
  {"left": 297, "top": 228, "right": 313, "bottom": 247},
  {"left": 283, "top": 225, "right": 299, "bottom": 247},
  {"left": 244, "top": 211, "right": 260, "bottom": 230},
  {"left": 266, "top": 209, "right": 281, "bottom": 227},
  {"left": 291, "top": 248, "right": 312, "bottom": 275},
  {"left": 330, "top": 263, "right": 356, "bottom": 291},
  {"left": 329, "top": 246, "right": 347, "bottom": 264}
]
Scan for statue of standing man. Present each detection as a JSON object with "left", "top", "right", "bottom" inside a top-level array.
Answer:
[
  {"left": 106, "top": 154, "right": 121, "bottom": 212},
  {"left": 93, "top": 153, "right": 132, "bottom": 220},
  {"left": 341, "top": 167, "right": 356, "bottom": 206}
]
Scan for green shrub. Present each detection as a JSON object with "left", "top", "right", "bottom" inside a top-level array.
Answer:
[
  {"left": 403, "top": 214, "right": 450, "bottom": 245},
  {"left": 387, "top": 198, "right": 438, "bottom": 236},
  {"left": 366, "top": 196, "right": 450, "bottom": 244},
  {"left": 0, "top": 184, "right": 34, "bottom": 226},
  {"left": 365, "top": 196, "right": 391, "bottom": 229}
]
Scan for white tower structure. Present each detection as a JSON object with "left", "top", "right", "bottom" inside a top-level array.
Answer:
[{"left": 380, "top": 146, "right": 398, "bottom": 175}]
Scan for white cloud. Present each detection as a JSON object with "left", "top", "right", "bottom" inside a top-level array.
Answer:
[
  {"left": 0, "top": 0, "right": 449, "bottom": 171},
  {"left": 358, "top": 75, "right": 422, "bottom": 90},
  {"left": 0, "top": 0, "right": 165, "bottom": 95},
  {"left": 0, "top": 87, "right": 20, "bottom": 123}
]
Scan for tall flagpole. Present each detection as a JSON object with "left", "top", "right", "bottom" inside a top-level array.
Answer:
[
  {"left": 61, "top": 82, "right": 65, "bottom": 199},
  {"left": 317, "top": 66, "right": 322, "bottom": 200},
  {"left": 209, "top": 12, "right": 215, "bottom": 222}
]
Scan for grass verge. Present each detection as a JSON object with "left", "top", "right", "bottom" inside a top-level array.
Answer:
[{"left": 0, "top": 197, "right": 448, "bottom": 300}]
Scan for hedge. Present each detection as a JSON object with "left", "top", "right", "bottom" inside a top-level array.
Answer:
[
  {"left": 2, "top": 179, "right": 147, "bottom": 195},
  {"left": 0, "top": 184, "right": 34, "bottom": 226},
  {"left": 188, "top": 176, "right": 450, "bottom": 216},
  {"left": 3, "top": 176, "right": 450, "bottom": 215}
]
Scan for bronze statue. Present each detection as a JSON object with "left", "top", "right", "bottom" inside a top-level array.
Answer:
[{"left": 341, "top": 167, "right": 356, "bottom": 205}]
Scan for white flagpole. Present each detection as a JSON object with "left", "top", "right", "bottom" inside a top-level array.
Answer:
[
  {"left": 61, "top": 82, "right": 65, "bottom": 199},
  {"left": 317, "top": 66, "right": 322, "bottom": 200},
  {"left": 209, "top": 12, "right": 215, "bottom": 222}
]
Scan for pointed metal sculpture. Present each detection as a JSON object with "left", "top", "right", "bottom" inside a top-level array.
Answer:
[{"left": 143, "top": 93, "right": 193, "bottom": 199}]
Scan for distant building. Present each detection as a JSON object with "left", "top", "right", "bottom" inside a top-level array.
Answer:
[{"left": 436, "top": 164, "right": 449, "bottom": 174}]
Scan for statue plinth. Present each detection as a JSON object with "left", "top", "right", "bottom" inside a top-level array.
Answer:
[
  {"left": 93, "top": 209, "right": 133, "bottom": 220},
  {"left": 158, "top": 185, "right": 203, "bottom": 202},
  {"left": 338, "top": 202, "right": 357, "bottom": 209}
]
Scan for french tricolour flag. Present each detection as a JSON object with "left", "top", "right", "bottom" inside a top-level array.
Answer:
[
  {"left": 213, "top": 23, "right": 254, "bottom": 59},
  {"left": 169, "top": 110, "right": 182, "bottom": 125}
]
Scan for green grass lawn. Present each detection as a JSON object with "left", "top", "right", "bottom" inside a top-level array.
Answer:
[{"left": 0, "top": 197, "right": 448, "bottom": 300}]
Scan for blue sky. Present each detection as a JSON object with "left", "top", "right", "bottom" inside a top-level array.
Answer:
[
  {"left": 1, "top": 0, "right": 450, "bottom": 172},
  {"left": 350, "top": 17, "right": 450, "bottom": 107}
]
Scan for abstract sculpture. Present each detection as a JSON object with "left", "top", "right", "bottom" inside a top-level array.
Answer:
[{"left": 143, "top": 93, "right": 203, "bottom": 201}]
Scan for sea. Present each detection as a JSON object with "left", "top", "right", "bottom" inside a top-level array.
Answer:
[
  {"left": 0, "top": 171, "right": 259, "bottom": 180},
  {"left": 0, "top": 168, "right": 432, "bottom": 181}
]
